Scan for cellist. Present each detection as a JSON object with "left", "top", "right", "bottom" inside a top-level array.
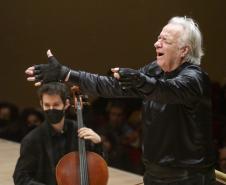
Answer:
[{"left": 13, "top": 82, "right": 103, "bottom": 185}]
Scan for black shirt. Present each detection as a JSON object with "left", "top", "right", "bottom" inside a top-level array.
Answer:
[{"left": 50, "top": 123, "right": 68, "bottom": 166}]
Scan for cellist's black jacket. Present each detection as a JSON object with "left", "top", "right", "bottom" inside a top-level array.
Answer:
[
  {"left": 13, "top": 119, "right": 103, "bottom": 185},
  {"left": 68, "top": 61, "right": 215, "bottom": 170}
]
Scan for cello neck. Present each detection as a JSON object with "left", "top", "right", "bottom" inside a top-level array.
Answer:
[{"left": 77, "top": 96, "right": 89, "bottom": 185}]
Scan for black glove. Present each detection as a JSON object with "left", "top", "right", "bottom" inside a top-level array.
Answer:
[
  {"left": 118, "top": 68, "right": 146, "bottom": 90},
  {"left": 34, "top": 56, "right": 70, "bottom": 83}
]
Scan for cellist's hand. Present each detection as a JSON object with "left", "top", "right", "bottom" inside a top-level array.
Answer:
[{"left": 78, "top": 127, "right": 101, "bottom": 144}]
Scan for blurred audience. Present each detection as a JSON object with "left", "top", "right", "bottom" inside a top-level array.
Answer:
[
  {"left": 124, "top": 109, "right": 143, "bottom": 174},
  {"left": 98, "top": 100, "right": 131, "bottom": 170},
  {"left": 218, "top": 147, "right": 226, "bottom": 173},
  {"left": 17, "top": 107, "right": 44, "bottom": 140},
  {"left": 0, "top": 101, "right": 19, "bottom": 141}
]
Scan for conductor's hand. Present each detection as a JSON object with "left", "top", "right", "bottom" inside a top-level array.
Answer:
[
  {"left": 111, "top": 67, "right": 146, "bottom": 90},
  {"left": 78, "top": 127, "right": 101, "bottom": 144},
  {"left": 25, "top": 50, "right": 70, "bottom": 86}
]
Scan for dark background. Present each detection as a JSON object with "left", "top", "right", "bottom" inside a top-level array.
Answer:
[{"left": 0, "top": 0, "right": 225, "bottom": 107}]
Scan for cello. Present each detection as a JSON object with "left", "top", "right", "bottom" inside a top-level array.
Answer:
[{"left": 56, "top": 86, "right": 108, "bottom": 185}]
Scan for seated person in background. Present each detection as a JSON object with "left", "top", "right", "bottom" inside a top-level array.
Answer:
[
  {"left": 0, "top": 101, "right": 19, "bottom": 140},
  {"left": 14, "top": 107, "right": 45, "bottom": 142},
  {"left": 13, "top": 82, "right": 103, "bottom": 185},
  {"left": 99, "top": 101, "right": 132, "bottom": 170},
  {"left": 20, "top": 107, "right": 44, "bottom": 130}
]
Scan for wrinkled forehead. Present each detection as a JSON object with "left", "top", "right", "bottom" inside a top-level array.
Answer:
[{"left": 160, "top": 23, "right": 184, "bottom": 39}]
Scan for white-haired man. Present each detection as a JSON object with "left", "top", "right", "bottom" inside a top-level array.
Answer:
[{"left": 26, "top": 16, "right": 216, "bottom": 185}]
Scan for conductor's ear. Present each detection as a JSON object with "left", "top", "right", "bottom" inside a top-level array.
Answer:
[{"left": 181, "top": 45, "right": 190, "bottom": 58}]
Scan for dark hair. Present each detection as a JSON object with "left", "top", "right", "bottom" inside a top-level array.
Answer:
[
  {"left": 37, "top": 82, "right": 69, "bottom": 103},
  {"left": 20, "top": 107, "right": 44, "bottom": 122}
]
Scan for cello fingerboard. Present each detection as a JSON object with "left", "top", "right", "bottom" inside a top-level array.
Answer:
[{"left": 77, "top": 99, "right": 89, "bottom": 185}]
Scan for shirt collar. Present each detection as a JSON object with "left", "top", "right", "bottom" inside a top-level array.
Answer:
[
  {"left": 163, "top": 62, "right": 191, "bottom": 78},
  {"left": 49, "top": 121, "right": 68, "bottom": 136}
]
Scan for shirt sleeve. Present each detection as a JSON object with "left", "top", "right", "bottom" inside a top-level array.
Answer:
[{"left": 69, "top": 70, "right": 141, "bottom": 98}]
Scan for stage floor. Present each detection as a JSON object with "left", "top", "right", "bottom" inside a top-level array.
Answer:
[{"left": 0, "top": 139, "right": 143, "bottom": 185}]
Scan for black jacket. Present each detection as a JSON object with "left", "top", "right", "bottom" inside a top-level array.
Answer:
[
  {"left": 68, "top": 61, "right": 215, "bottom": 169},
  {"left": 13, "top": 119, "right": 103, "bottom": 185}
]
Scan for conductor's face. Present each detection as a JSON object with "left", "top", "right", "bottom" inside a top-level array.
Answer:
[
  {"left": 154, "top": 24, "right": 188, "bottom": 72},
  {"left": 41, "top": 94, "right": 65, "bottom": 111}
]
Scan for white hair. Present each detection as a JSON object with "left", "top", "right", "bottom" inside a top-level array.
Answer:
[{"left": 168, "top": 16, "right": 204, "bottom": 65}]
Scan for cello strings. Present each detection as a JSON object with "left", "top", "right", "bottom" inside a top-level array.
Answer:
[
  {"left": 81, "top": 139, "right": 89, "bottom": 185},
  {"left": 79, "top": 139, "right": 85, "bottom": 184},
  {"left": 82, "top": 140, "right": 89, "bottom": 185},
  {"left": 78, "top": 103, "right": 84, "bottom": 184},
  {"left": 77, "top": 100, "right": 89, "bottom": 185}
]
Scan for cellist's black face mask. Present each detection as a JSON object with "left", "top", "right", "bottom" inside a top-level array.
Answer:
[{"left": 44, "top": 109, "right": 65, "bottom": 125}]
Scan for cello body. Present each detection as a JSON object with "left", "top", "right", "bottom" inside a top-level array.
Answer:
[{"left": 56, "top": 151, "right": 108, "bottom": 185}]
